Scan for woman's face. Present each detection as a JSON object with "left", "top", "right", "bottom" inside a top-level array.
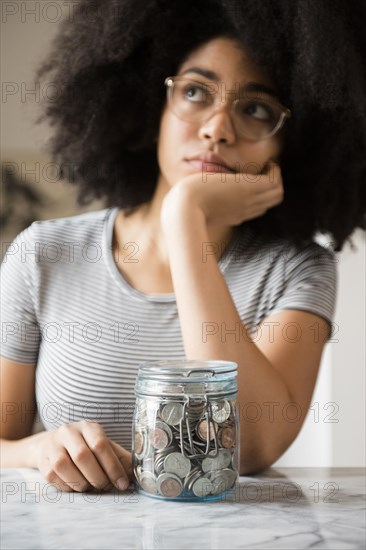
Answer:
[{"left": 156, "top": 37, "right": 285, "bottom": 187}]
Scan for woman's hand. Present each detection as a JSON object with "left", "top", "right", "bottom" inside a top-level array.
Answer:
[
  {"left": 32, "top": 420, "right": 133, "bottom": 492},
  {"left": 161, "top": 162, "right": 284, "bottom": 229}
]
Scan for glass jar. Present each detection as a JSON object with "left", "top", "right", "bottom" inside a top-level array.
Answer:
[{"left": 132, "top": 359, "right": 240, "bottom": 501}]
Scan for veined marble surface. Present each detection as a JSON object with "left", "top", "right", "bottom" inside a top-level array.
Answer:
[{"left": 1, "top": 467, "right": 365, "bottom": 549}]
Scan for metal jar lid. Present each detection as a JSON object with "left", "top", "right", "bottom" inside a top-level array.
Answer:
[{"left": 135, "top": 360, "right": 238, "bottom": 398}]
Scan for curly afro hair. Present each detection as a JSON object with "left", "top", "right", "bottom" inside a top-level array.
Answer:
[{"left": 34, "top": 0, "right": 366, "bottom": 252}]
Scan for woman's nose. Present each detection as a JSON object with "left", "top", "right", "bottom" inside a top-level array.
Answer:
[{"left": 198, "top": 107, "right": 236, "bottom": 144}]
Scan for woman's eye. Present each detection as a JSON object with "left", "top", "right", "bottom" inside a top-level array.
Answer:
[
  {"left": 183, "top": 85, "right": 206, "bottom": 103},
  {"left": 244, "top": 101, "right": 274, "bottom": 121}
]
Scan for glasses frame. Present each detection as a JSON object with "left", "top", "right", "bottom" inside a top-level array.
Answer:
[{"left": 164, "top": 75, "right": 292, "bottom": 141}]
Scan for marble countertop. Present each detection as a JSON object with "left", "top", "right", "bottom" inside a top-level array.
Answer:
[{"left": 1, "top": 467, "right": 365, "bottom": 549}]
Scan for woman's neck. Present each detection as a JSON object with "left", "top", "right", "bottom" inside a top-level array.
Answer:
[{"left": 113, "top": 174, "right": 235, "bottom": 267}]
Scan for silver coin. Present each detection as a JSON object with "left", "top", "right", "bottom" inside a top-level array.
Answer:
[
  {"left": 221, "top": 468, "right": 237, "bottom": 490},
  {"left": 209, "top": 468, "right": 237, "bottom": 494},
  {"left": 164, "top": 452, "right": 191, "bottom": 478},
  {"left": 186, "top": 469, "right": 202, "bottom": 492},
  {"left": 160, "top": 402, "right": 184, "bottom": 426},
  {"left": 211, "top": 400, "right": 231, "bottom": 423},
  {"left": 139, "top": 471, "right": 158, "bottom": 494},
  {"left": 155, "top": 456, "right": 166, "bottom": 476},
  {"left": 202, "top": 450, "right": 221, "bottom": 473},
  {"left": 192, "top": 476, "right": 213, "bottom": 498},
  {"left": 184, "top": 465, "right": 201, "bottom": 490},
  {"left": 217, "top": 448, "right": 232, "bottom": 469},
  {"left": 209, "top": 472, "right": 226, "bottom": 496}
]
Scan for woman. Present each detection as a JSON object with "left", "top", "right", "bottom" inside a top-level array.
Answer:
[{"left": 1, "top": 0, "right": 365, "bottom": 493}]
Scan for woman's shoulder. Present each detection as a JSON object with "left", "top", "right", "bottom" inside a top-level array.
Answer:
[
  {"left": 29, "top": 208, "right": 114, "bottom": 232},
  {"left": 2, "top": 207, "right": 117, "bottom": 267},
  {"left": 13, "top": 207, "right": 116, "bottom": 246},
  {"left": 234, "top": 225, "right": 337, "bottom": 270}
]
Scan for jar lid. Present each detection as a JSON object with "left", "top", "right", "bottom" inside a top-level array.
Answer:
[{"left": 137, "top": 359, "right": 237, "bottom": 382}]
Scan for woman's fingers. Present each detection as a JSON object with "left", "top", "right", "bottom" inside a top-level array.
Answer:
[
  {"left": 253, "top": 185, "right": 284, "bottom": 208},
  {"left": 36, "top": 421, "right": 133, "bottom": 493},
  {"left": 109, "top": 440, "right": 134, "bottom": 482},
  {"left": 45, "top": 445, "right": 91, "bottom": 492},
  {"left": 38, "top": 455, "right": 74, "bottom": 492},
  {"left": 81, "top": 421, "right": 130, "bottom": 490},
  {"left": 235, "top": 162, "right": 282, "bottom": 193},
  {"left": 62, "top": 426, "right": 111, "bottom": 490}
]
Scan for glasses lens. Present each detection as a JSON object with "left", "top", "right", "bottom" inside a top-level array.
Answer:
[
  {"left": 233, "top": 94, "right": 284, "bottom": 139},
  {"left": 168, "top": 78, "right": 285, "bottom": 139},
  {"left": 169, "top": 79, "right": 215, "bottom": 122}
]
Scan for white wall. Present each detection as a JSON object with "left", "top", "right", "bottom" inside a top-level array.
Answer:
[
  {"left": 2, "top": 3, "right": 365, "bottom": 467},
  {"left": 274, "top": 231, "right": 365, "bottom": 467},
  {"left": 331, "top": 230, "right": 365, "bottom": 466}
]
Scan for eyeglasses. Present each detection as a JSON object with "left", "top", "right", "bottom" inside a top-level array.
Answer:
[{"left": 164, "top": 76, "right": 291, "bottom": 141}]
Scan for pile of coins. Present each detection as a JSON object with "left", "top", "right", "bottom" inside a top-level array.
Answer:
[{"left": 132, "top": 397, "right": 238, "bottom": 499}]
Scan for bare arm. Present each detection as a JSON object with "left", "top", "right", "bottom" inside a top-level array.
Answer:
[
  {"left": 0, "top": 357, "right": 132, "bottom": 491},
  {"left": 0, "top": 356, "right": 47, "bottom": 467},
  {"left": 161, "top": 195, "right": 330, "bottom": 475}
]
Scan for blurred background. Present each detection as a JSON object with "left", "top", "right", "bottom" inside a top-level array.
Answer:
[{"left": 1, "top": 1, "right": 365, "bottom": 467}]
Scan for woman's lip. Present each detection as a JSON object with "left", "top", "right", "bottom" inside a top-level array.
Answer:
[{"left": 185, "top": 159, "right": 234, "bottom": 173}]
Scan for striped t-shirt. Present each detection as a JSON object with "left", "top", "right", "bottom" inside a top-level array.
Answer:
[{"left": 1, "top": 206, "right": 338, "bottom": 450}]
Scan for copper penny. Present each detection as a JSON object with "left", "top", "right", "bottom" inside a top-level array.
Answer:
[
  {"left": 197, "top": 419, "right": 216, "bottom": 441},
  {"left": 159, "top": 477, "right": 182, "bottom": 497},
  {"left": 134, "top": 431, "right": 144, "bottom": 454},
  {"left": 149, "top": 427, "right": 169, "bottom": 449},
  {"left": 220, "top": 426, "right": 236, "bottom": 448}
]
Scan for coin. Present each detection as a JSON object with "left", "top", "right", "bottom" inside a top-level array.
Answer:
[
  {"left": 209, "top": 473, "right": 226, "bottom": 496},
  {"left": 149, "top": 427, "right": 169, "bottom": 450},
  {"left": 202, "top": 450, "right": 221, "bottom": 472},
  {"left": 217, "top": 448, "right": 232, "bottom": 469},
  {"left": 196, "top": 419, "right": 216, "bottom": 441},
  {"left": 160, "top": 402, "right": 184, "bottom": 426},
  {"left": 209, "top": 468, "right": 237, "bottom": 494},
  {"left": 211, "top": 400, "right": 231, "bottom": 423},
  {"left": 155, "top": 421, "right": 173, "bottom": 445},
  {"left": 220, "top": 426, "right": 236, "bottom": 448},
  {"left": 157, "top": 473, "right": 183, "bottom": 497},
  {"left": 192, "top": 476, "right": 213, "bottom": 497},
  {"left": 139, "top": 471, "right": 158, "bottom": 494},
  {"left": 133, "top": 394, "right": 238, "bottom": 499},
  {"left": 134, "top": 431, "right": 144, "bottom": 454},
  {"left": 164, "top": 452, "right": 191, "bottom": 478},
  {"left": 221, "top": 468, "right": 237, "bottom": 490},
  {"left": 185, "top": 468, "right": 202, "bottom": 492}
]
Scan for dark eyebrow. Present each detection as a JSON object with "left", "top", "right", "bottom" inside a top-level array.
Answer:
[
  {"left": 179, "top": 67, "right": 280, "bottom": 101},
  {"left": 180, "top": 67, "right": 220, "bottom": 81}
]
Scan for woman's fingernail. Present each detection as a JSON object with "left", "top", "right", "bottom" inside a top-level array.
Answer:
[{"left": 116, "top": 477, "right": 129, "bottom": 490}]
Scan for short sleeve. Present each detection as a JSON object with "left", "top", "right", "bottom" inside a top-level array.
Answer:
[
  {"left": 1, "top": 224, "right": 41, "bottom": 364},
  {"left": 269, "top": 242, "right": 338, "bottom": 340}
]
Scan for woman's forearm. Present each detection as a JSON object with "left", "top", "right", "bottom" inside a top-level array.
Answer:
[
  {"left": 0, "top": 431, "right": 47, "bottom": 468},
  {"left": 162, "top": 195, "right": 298, "bottom": 474}
]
